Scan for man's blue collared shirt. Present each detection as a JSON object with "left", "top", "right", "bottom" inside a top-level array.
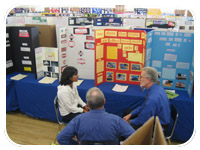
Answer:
[
  {"left": 57, "top": 109, "right": 135, "bottom": 145},
  {"left": 130, "top": 84, "right": 171, "bottom": 126}
]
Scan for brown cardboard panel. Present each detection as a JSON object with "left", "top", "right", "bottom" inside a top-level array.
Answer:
[
  {"left": 25, "top": 24, "right": 57, "bottom": 47},
  {"left": 122, "top": 116, "right": 154, "bottom": 145},
  {"left": 152, "top": 117, "right": 167, "bottom": 145}
]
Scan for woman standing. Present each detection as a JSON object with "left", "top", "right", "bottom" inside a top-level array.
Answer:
[{"left": 57, "top": 66, "right": 89, "bottom": 122}]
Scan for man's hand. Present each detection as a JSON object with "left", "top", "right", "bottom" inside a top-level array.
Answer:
[
  {"left": 123, "top": 113, "right": 132, "bottom": 123},
  {"left": 83, "top": 109, "right": 88, "bottom": 113},
  {"left": 84, "top": 104, "right": 90, "bottom": 111}
]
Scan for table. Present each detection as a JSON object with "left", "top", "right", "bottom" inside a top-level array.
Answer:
[
  {"left": 6, "top": 74, "right": 19, "bottom": 111},
  {"left": 169, "top": 90, "right": 194, "bottom": 142},
  {"left": 6, "top": 72, "right": 194, "bottom": 142}
]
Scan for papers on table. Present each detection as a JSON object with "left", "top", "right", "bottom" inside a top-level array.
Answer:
[
  {"left": 112, "top": 84, "right": 128, "bottom": 92},
  {"left": 38, "top": 77, "right": 57, "bottom": 84},
  {"left": 10, "top": 74, "right": 28, "bottom": 80},
  {"left": 165, "top": 90, "right": 179, "bottom": 99},
  {"left": 75, "top": 80, "right": 84, "bottom": 86}
]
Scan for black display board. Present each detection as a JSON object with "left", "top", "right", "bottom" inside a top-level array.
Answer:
[
  {"left": 10, "top": 26, "right": 39, "bottom": 73},
  {"left": 6, "top": 27, "right": 15, "bottom": 74},
  {"left": 68, "top": 17, "right": 93, "bottom": 26}
]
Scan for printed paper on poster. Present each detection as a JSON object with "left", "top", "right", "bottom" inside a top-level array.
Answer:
[
  {"left": 162, "top": 68, "right": 176, "bottom": 80},
  {"left": 164, "top": 54, "right": 177, "bottom": 61}
]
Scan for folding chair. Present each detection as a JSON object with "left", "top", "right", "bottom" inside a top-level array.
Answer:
[
  {"left": 52, "top": 96, "right": 67, "bottom": 145},
  {"left": 165, "top": 104, "right": 178, "bottom": 145}
]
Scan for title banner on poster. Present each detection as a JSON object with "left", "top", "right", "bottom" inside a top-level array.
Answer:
[{"left": 95, "top": 29, "right": 146, "bottom": 86}]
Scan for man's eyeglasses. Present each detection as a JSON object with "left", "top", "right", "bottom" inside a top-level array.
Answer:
[{"left": 140, "top": 76, "right": 148, "bottom": 79}]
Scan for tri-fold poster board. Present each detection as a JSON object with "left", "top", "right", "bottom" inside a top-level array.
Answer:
[
  {"left": 146, "top": 30, "right": 194, "bottom": 97},
  {"left": 35, "top": 47, "right": 59, "bottom": 79},
  {"left": 95, "top": 29, "right": 146, "bottom": 86}
]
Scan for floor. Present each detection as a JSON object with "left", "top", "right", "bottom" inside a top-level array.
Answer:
[
  {"left": 6, "top": 110, "right": 61, "bottom": 145},
  {"left": 6, "top": 110, "right": 183, "bottom": 145}
]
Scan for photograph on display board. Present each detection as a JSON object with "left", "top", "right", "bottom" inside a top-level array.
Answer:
[
  {"left": 131, "top": 64, "right": 141, "bottom": 71},
  {"left": 175, "top": 82, "right": 186, "bottom": 89},
  {"left": 106, "top": 62, "right": 117, "bottom": 69},
  {"left": 119, "top": 63, "right": 129, "bottom": 70},
  {"left": 106, "top": 71, "right": 114, "bottom": 81},
  {"left": 52, "top": 73, "right": 59, "bottom": 78},
  {"left": 116, "top": 73, "right": 127, "bottom": 81},
  {"left": 44, "top": 71, "right": 51, "bottom": 77},
  {"left": 162, "top": 80, "right": 173, "bottom": 87},
  {"left": 43, "top": 60, "right": 50, "bottom": 66},
  {"left": 176, "top": 73, "right": 187, "bottom": 80},
  {"left": 129, "top": 74, "right": 140, "bottom": 82},
  {"left": 51, "top": 61, "right": 58, "bottom": 67}
]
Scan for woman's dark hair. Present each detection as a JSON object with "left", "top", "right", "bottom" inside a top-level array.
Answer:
[{"left": 59, "top": 66, "right": 78, "bottom": 85}]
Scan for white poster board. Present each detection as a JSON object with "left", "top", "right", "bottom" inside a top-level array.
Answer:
[
  {"left": 56, "top": 26, "right": 68, "bottom": 79},
  {"left": 35, "top": 47, "right": 59, "bottom": 79}
]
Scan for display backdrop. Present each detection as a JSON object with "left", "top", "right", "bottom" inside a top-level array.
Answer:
[
  {"left": 10, "top": 26, "right": 39, "bottom": 74},
  {"left": 66, "top": 25, "right": 95, "bottom": 79},
  {"left": 35, "top": 47, "right": 59, "bottom": 79},
  {"left": 95, "top": 29, "right": 146, "bottom": 86},
  {"left": 146, "top": 30, "right": 194, "bottom": 96}
]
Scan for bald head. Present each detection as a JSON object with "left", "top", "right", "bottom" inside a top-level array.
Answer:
[{"left": 86, "top": 87, "right": 105, "bottom": 110}]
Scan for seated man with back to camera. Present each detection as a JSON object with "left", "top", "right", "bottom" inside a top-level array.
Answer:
[
  {"left": 123, "top": 67, "right": 171, "bottom": 134},
  {"left": 57, "top": 87, "right": 135, "bottom": 145}
]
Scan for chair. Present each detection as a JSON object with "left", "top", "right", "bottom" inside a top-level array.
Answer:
[
  {"left": 81, "top": 140, "right": 116, "bottom": 145},
  {"left": 52, "top": 96, "right": 67, "bottom": 145},
  {"left": 165, "top": 104, "right": 178, "bottom": 145}
]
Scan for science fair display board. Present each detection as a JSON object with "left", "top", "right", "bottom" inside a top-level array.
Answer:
[
  {"left": 56, "top": 26, "right": 68, "bottom": 79},
  {"left": 68, "top": 17, "right": 93, "bottom": 26},
  {"left": 34, "top": 27, "right": 67, "bottom": 80},
  {"left": 146, "top": 30, "right": 194, "bottom": 96},
  {"left": 6, "top": 27, "right": 14, "bottom": 74},
  {"left": 95, "top": 29, "right": 146, "bottom": 86},
  {"left": 10, "top": 26, "right": 39, "bottom": 74},
  {"left": 35, "top": 47, "right": 59, "bottom": 79},
  {"left": 66, "top": 25, "right": 95, "bottom": 79}
]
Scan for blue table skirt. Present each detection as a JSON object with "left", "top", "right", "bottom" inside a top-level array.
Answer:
[
  {"left": 6, "top": 73, "right": 19, "bottom": 111},
  {"left": 6, "top": 72, "right": 194, "bottom": 142},
  {"left": 170, "top": 90, "right": 194, "bottom": 142}
]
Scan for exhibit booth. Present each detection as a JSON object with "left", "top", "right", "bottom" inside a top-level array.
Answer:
[{"left": 6, "top": 12, "right": 194, "bottom": 143}]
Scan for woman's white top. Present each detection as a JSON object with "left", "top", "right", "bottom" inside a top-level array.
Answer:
[{"left": 57, "top": 82, "right": 86, "bottom": 116}]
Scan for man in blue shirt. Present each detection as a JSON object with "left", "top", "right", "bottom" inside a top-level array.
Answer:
[
  {"left": 57, "top": 87, "right": 135, "bottom": 145},
  {"left": 123, "top": 67, "right": 170, "bottom": 133}
]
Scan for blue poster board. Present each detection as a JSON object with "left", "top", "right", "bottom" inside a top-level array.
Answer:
[{"left": 146, "top": 30, "right": 194, "bottom": 96}]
